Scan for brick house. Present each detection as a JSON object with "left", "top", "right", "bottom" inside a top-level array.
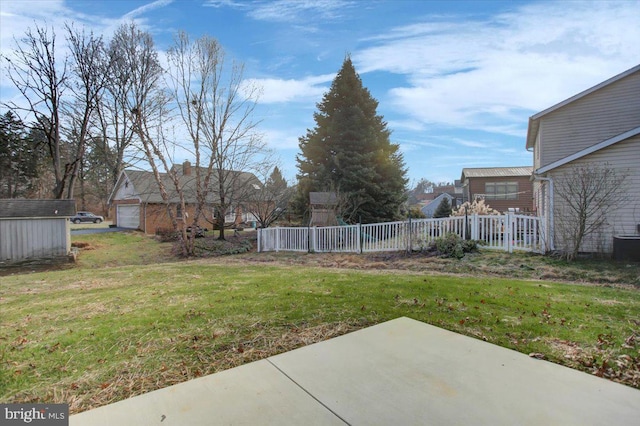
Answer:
[
  {"left": 108, "top": 162, "right": 261, "bottom": 233},
  {"left": 460, "top": 167, "right": 534, "bottom": 213}
]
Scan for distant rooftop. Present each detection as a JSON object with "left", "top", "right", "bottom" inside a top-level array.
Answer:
[{"left": 461, "top": 167, "right": 533, "bottom": 180}]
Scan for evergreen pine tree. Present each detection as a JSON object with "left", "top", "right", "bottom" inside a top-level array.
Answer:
[
  {"left": 266, "top": 166, "right": 287, "bottom": 192},
  {"left": 0, "top": 112, "right": 41, "bottom": 198},
  {"left": 433, "top": 197, "right": 453, "bottom": 218},
  {"left": 296, "top": 56, "right": 407, "bottom": 223}
]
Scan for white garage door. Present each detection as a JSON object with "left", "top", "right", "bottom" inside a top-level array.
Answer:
[{"left": 117, "top": 205, "right": 140, "bottom": 229}]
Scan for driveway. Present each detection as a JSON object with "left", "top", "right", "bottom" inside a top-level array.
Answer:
[
  {"left": 71, "top": 227, "right": 133, "bottom": 235},
  {"left": 70, "top": 317, "right": 640, "bottom": 425}
]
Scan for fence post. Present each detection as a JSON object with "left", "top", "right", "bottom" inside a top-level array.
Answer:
[
  {"left": 310, "top": 227, "right": 316, "bottom": 253},
  {"left": 257, "top": 228, "right": 261, "bottom": 252},
  {"left": 358, "top": 222, "right": 362, "bottom": 253},
  {"left": 471, "top": 214, "right": 478, "bottom": 240},
  {"left": 407, "top": 217, "right": 412, "bottom": 253},
  {"left": 505, "top": 213, "right": 512, "bottom": 253}
]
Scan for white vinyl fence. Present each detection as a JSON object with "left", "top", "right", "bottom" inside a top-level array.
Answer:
[{"left": 257, "top": 214, "right": 546, "bottom": 254}]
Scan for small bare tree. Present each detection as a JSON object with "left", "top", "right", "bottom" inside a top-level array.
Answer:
[
  {"left": 246, "top": 166, "right": 292, "bottom": 228},
  {"left": 554, "top": 163, "right": 628, "bottom": 260}
]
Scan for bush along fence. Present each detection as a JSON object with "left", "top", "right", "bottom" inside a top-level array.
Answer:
[{"left": 257, "top": 214, "right": 546, "bottom": 254}]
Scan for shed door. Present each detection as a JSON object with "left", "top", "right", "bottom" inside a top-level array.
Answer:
[{"left": 117, "top": 205, "right": 140, "bottom": 229}]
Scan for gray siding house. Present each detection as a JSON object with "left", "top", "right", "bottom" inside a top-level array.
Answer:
[
  {"left": 0, "top": 199, "right": 76, "bottom": 263},
  {"left": 526, "top": 64, "right": 640, "bottom": 254},
  {"left": 420, "top": 193, "right": 456, "bottom": 218}
]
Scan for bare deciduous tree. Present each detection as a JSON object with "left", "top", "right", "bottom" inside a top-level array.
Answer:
[
  {"left": 554, "top": 162, "right": 628, "bottom": 260},
  {"left": 63, "top": 24, "right": 110, "bottom": 199},
  {"left": 94, "top": 24, "right": 143, "bottom": 188},
  {"left": 3, "top": 25, "right": 69, "bottom": 198},
  {"left": 166, "top": 32, "right": 268, "bottom": 241},
  {"left": 114, "top": 23, "right": 194, "bottom": 256}
]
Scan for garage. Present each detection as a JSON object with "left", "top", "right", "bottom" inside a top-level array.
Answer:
[{"left": 117, "top": 205, "right": 140, "bottom": 229}]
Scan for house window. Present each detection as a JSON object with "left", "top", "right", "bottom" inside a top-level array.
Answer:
[
  {"left": 225, "top": 206, "right": 237, "bottom": 223},
  {"left": 176, "top": 204, "right": 183, "bottom": 219},
  {"left": 485, "top": 182, "right": 518, "bottom": 200}
]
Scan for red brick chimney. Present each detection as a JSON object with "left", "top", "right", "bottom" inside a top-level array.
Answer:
[{"left": 183, "top": 160, "right": 191, "bottom": 176}]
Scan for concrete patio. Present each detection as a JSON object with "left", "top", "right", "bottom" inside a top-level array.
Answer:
[{"left": 70, "top": 317, "right": 640, "bottom": 425}]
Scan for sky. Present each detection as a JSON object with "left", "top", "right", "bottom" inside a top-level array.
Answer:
[{"left": 1, "top": 0, "right": 639, "bottom": 187}]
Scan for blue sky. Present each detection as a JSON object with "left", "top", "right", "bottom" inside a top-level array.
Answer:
[{"left": 1, "top": 0, "right": 639, "bottom": 187}]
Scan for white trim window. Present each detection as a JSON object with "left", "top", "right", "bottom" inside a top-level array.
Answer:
[{"left": 485, "top": 182, "right": 519, "bottom": 200}]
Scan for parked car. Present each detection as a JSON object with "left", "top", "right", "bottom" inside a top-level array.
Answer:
[{"left": 70, "top": 211, "right": 104, "bottom": 224}]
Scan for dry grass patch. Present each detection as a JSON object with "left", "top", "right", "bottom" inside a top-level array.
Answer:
[{"left": 4, "top": 320, "right": 365, "bottom": 414}]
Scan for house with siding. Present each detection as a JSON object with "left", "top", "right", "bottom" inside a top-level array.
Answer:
[
  {"left": 420, "top": 193, "right": 458, "bottom": 218},
  {"left": 526, "top": 64, "right": 640, "bottom": 254},
  {"left": 460, "top": 167, "right": 534, "bottom": 213},
  {"left": 0, "top": 199, "right": 75, "bottom": 263},
  {"left": 108, "top": 162, "right": 261, "bottom": 234}
]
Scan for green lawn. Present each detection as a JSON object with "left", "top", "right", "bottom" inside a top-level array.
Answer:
[{"left": 1, "top": 232, "right": 638, "bottom": 413}]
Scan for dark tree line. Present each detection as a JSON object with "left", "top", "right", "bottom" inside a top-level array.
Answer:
[{"left": 0, "top": 111, "right": 46, "bottom": 198}]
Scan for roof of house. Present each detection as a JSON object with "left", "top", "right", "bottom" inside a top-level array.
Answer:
[
  {"left": 420, "top": 193, "right": 454, "bottom": 213},
  {"left": 461, "top": 167, "right": 533, "bottom": 181},
  {"left": 109, "top": 166, "right": 262, "bottom": 205},
  {"left": 0, "top": 199, "right": 76, "bottom": 218},
  {"left": 309, "top": 192, "right": 338, "bottom": 206},
  {"left": 526, "top": 64, "right": 640, "bottom": 150}
]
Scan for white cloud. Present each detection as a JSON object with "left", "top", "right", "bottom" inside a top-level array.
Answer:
[
  {"left": 122, "top": 0, "right": 174, "bottom": 20},
  {"left": 354, "top": 1, "right": 640, "bottom": 136},
  {"left": 248, "top": 0, "right": 353, "bottom": 23},
  {"left": 260, "top": 127, "right": 301, "bottom": 150},
  {"left": 244, "top": 73, "right": 334, "bottom": 103},
  {"left": 451, "top": 139, "right": 490, "bottom": 149},
  {"left": 204, "top": 0, "right": 354, "bottom": 23}
]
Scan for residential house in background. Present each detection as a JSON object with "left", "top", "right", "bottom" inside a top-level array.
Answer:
[
  {"left": 0, "top": 199, "right": 75, "bottom": 263},
  {"left": 414, "top": 180, "right": 463, "bottom": 204},
  {"left": 412, "top": 181, "right": 463, "bottom": 216},
  {"left": 460, "top": 167, "right": 534, "bottom": 213},
  {"left": 526, "top": 64, "right": 640, "bottom": 254},
  {"left": 108, "top": 162, "right": 261, "bottom": 233},
  {"left": 420, "top": 193, "right": 457, "bottom": 218}
]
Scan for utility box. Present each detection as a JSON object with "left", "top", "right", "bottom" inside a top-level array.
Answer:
[{"left": 612, "top": 236, "right": 640, "bottom": 262}]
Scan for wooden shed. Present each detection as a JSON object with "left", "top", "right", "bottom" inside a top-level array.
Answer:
[
  {"left": 0, "top": 199, "right": 76, "bottom": 263},
  {"left": 309, "top": 192, "right": 338, "bottom": 226}
]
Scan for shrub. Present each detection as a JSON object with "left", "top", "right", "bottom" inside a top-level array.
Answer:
[
  {"left": 433, "top": 233, "right": 479, "bottom": 259},
  {"left": 452, "top": 199, "right": 500, "bottom": 216},
  {"left": 155, "top": 227, "right": 178, "bottom": 242},
  {"left": 407, "top": 206, "right": 426, "bottom": 219}
]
